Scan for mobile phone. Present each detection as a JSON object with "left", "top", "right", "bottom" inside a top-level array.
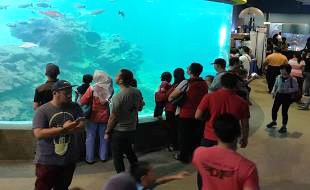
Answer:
[{"left": 75, "top": 117, "right": 86, "bottom": 122}]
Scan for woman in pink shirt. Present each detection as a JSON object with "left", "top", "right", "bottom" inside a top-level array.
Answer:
[
  {"left": 80, "top": 70, "right": 114, "bottom": 164},
  {"left": 288, "top": 53, "right": 305, "bottom": 102}
]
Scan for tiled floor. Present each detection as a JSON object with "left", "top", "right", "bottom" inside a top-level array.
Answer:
[{"left": 1, "top": 79, "right": 310, "bottom": 190}]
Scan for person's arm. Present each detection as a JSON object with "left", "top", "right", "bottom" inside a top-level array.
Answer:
[
  {"left": 33, "top": 89, "right": 40, "bottom": 110},
  {"left": 240, "top": 118, "right": 249, "bottom": 148},
  {"left": 195, "top": 95, "right": 209, "bottom": 121},
  {"left": 243, "top": 166, "right": 260, "bottom": 190},
  {"left": 79, "top": 87, "right": 92, "bottom": 105},
  {"left": 104, "top": 111, "right": 118, "bottom": 139},
  {"left": 154, "top": 171, "right": 190, "bottom": 186},
  {"left": 33, "top": 120, "right": 80, "bottom": 139},
  {"left": 168, "top": 88, "right": 182, "bottom": 102},
  {"left": 104, "top": 96, "right": 120, "bottom": 139},
  {"left": 33, "top": 102, "right": 40, "bottom": 110},
  {"left": 271, "top": 77, "right": 279, "bottom": 97}
]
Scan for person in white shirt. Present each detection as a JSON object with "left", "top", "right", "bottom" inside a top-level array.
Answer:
[{"left": 239, "top": 46, "right": 252, "bottom": 76}]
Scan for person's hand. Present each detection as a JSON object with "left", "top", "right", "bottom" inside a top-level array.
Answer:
[
  {"left": 239, "top": 138, "right": 248, "bottom": 148},
  {"left": 174, "top": 171, "right": 190, "bottom": 179},
  {"left": 104, "top": 133, "right": 110, "bottom": 140},
  {"left": 63, "top": 120, "right": 79, "bottom": 130}
]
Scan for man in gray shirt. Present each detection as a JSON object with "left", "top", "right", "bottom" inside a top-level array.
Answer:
[
  {"left": 33, "top": 80, "right": 85, "bottom": 190},
  {"left": 105, "top": 69, "right": 143, "bottom": 173},
  {"left": 208, "top": 58, "right": 227, "bottom": 93}
]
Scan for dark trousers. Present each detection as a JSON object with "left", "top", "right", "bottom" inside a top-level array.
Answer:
[
  {"left": 111, "top": 131, "right": 138, "bottom": 173},
  {"left": 166, "top": 111, "right": 179, "bottom": 150},
  {"left": 266, "top": 66, "right": 280, "bottom": 93},
  {"left": 197, "top": 138, "right": 218, "bottom": 190},
  {"left": 35, "top": 163, "right": 76, "bottom": 190},
  {"left": 178, "top": 118, "right": 204, "bottom": 163},
  {"left": 272, "top": 93, "right": 292, "bottom": 125},
  {"left": 296, "top": 77, "right": 304, "bottom": 101}
]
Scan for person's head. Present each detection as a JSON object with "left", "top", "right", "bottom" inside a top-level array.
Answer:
[
  {"left": 280, "top": 64, "right": 292, "bottom": 77},
  {"left": 212, "top": 58, "right": 226, "bottom": 72},
  {"left": 45, "top": 63, "right": 60, "bottom": 79},
  {"left": 221, "top": 72, "right": 238, "bottom": 89},
  {"left": 82, "top": 74, "right": 93, "bottom": 85},
  {"left": 229, "top": 57, "right": 241, "bottom": 72},
  {"left": 161, "top": 72, "right": 172, "bottom": 83},
  {"left": 188, "top": 62, "right": 203, "bottom": 77},
  {"left": 237, "top": 69, "right": 248, "bottom": 80},
  {"left": 52, "top": 80, "right": 75, "bottom": 105},
  {"left": 173, "top": 68, "right": 185, "bottom": 84},
  {"left": 230, "top": 48, "right": 239, "bottom": 55},
  {"left": 282, "top": 37, "right": 287, "bottom": 43},
  {"left": 93, "top": 70, "right": 111, "bottom": 84},
  {"left": 241, "top": 46, "right": 250, "bottom": 55},
  {"left": 115, "top": 69, "right": 134, "bottom": 87},
  {"left": 214, "top": 114, "right": 241, "bottom": 147},
  {"left": 273, "top": 46, "right": 281, "bottom": 53},
  {"left": 130, "top": 161, "right": 156, "bottom": 188}
]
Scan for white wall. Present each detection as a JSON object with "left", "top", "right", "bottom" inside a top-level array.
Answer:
[{"left": 270, "top": 13, "right": 310, "bottom": 25}]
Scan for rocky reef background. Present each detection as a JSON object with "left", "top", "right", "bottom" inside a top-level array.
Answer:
[{"left": 0, "top": 18, "right": 147, "bottom": 121}]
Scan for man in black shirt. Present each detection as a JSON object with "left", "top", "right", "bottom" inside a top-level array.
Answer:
[{"left": 33, "top": 63, "right": 60, "bottom": 110}]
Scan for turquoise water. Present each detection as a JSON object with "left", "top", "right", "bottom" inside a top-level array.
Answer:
[{"left": 0, "top": 0, "right": 232, "bottom": 121}]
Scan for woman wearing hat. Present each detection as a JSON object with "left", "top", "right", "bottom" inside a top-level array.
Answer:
[{"left": 80, "top": 70, "right": 114, "bottom": 164}]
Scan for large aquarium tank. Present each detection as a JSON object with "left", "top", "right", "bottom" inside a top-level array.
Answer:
[{"left": 0, "top": 0, "right": 232, "bottom": 121}]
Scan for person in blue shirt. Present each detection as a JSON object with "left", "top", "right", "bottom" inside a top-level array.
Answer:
[{"left": 102, "top": 161, "right": 189, "bottom": 190}]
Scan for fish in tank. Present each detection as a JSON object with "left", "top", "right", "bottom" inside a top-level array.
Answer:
[{"left": 0, "top": 0, "right": 232, "bottom": 121}]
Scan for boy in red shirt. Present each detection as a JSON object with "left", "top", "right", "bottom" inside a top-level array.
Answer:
[{"left": 192, "top": 114, "right": 259, "bottom": 190}]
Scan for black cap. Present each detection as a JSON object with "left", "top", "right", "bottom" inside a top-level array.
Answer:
[
  {"left": 211, "top": 58, "right": 226, "bottom": 68},
  {"left": 45, "top": 63, "right": 60, "bottom": 77},
  {"left": 51, "top": 80, "right": 76, "bottom": 92}
]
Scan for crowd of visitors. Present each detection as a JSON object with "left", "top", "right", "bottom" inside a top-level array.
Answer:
[{"left": 31, "top": 36, "right": 310, "bottom": 190}]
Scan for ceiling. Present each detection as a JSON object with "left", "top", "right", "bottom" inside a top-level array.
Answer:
[{"left": 241, "top": 0, "right": 310, "bottom": 14}]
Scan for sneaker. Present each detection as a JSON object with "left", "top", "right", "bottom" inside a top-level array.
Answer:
[
  {"left": 266, "top": 121, "right": 277, "bottom": 128},
  {"left": 85, "top": 160, "right": 96, "bottom": 165},
  {"left": 278, "top": 127, "right": 287, "bottom": 134},
  {"left": 298, "top": 106, "right": 309, "bottom": 110}
]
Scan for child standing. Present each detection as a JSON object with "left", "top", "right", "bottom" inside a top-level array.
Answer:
[
  {"left": 266, "top": 64, "right": 299, "bottom": 133},
  {"left": 154, "top": 72, "right": 172, "bottom": 118}
]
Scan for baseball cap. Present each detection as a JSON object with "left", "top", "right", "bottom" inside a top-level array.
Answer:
[
  {"left": 211, "top": 58, "right": 226, "bottom": 68},
  {"left": 51, "top": 80, "right": 76, "bottom": 92},
  {"left": 46, "top": 63, "right": 60, "bottom": 77}
]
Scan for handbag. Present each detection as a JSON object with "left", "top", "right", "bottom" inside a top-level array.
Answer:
[
  {"left": 171, "top": 81, "right": 189, "bottom": 106},
  {"left": 82, "top": 91, "right": 93, "bottom": 119},
  {"left": 289, "top": 78, "right": 301, "bottom": 102}
]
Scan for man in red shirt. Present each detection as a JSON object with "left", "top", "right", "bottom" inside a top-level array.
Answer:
[
  {"left": 195, "top": 72, "right": 250, "bottom": 189},
  {"left": 192, "top": 114, "right": 259, "bottom": 190},
  {"left": 195, "top": 72, "right": 250, "bottom": 148}
]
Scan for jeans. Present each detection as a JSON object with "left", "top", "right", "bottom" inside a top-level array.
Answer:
[
  {"left": 266, "top": 66, "right": 281, "bottom": 93},
  {"left": 111, "top": 131, "right": 138, "bottom": 173},
  {"left": 178, "top": 118, "right": 204, "bottom": 163},
  {"left": 85, "top": 121, "right": 108, "bottom": 162},
  {"left": 303, "top": 72, "right": 310, "bottom": 96},
  {"left": 272, "top": 93, "right": 292, "bottom": 125},
  {"left": 35, "top": 163, "right": 76, "bottom": 190},
  {"left": 165, "top": 111, "right": 179, "bottom": 150}
]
